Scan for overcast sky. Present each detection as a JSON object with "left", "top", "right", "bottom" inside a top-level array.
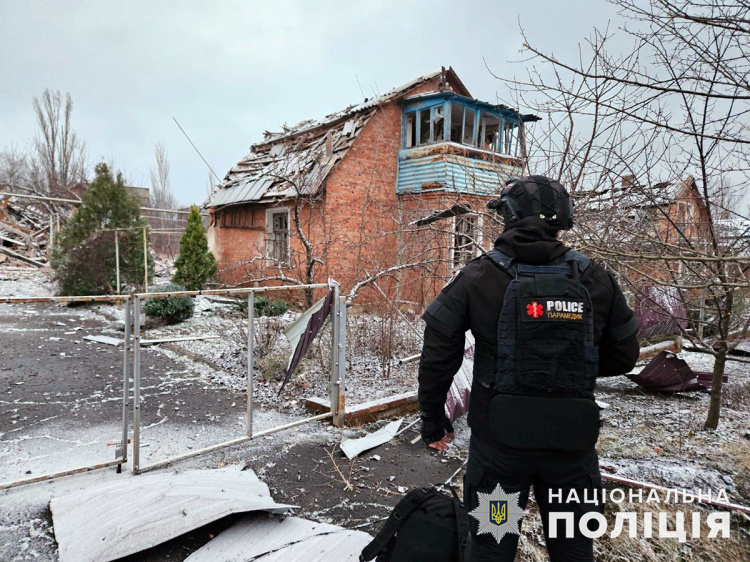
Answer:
[{"left": 0, "top": 1, "right": 623, "bottom": 205}]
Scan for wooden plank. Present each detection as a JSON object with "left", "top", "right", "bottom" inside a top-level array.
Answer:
[
  {"left": 0, "top": 233, "right": 25, "bottom": 246},
  {"left": 638, "top": 339, "right": 682, "bottom": 361},
  {"left": 0, "top": 247, "right": 45, "bottom": 267},
  {"left": 140, "top": 335, "right": 220, "bottom": 346},
  {"left": 185, "top": 514, "right": 372, "bottom": 562},
  {"left": 0, "top": 220, "right": 32, "bottom": 244},
  {"left": 50, "top": 466, "right": 296, "bottom": 562},
  {"left": 305, "top": 391, "right": 418, "bottom": 426}
]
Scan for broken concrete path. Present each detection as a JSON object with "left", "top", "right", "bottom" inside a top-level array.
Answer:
[
  {"left": 185, "top": 514, "right": 372, "bottom": 561},
  {"left": 50, "top": 466, "right": 295, "bottom": 562}
]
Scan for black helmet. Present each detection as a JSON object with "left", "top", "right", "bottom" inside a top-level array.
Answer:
[{"left": 487, "top": 175, "right": 574, "bottom": 230}]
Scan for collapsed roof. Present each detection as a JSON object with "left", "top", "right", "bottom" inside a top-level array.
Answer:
[{"left": 208, "top": 69, "right": 470, "bottom": 209}]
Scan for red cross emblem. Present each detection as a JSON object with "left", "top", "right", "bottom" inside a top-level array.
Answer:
[{"left": 526, "top": 302, "right": 544, "bottom": 318}]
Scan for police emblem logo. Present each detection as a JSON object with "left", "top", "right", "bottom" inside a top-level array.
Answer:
[
  {"left": 522, "top": 298, "right": 584, "bottom": 322},
  {"left": 489, "top": 500, "right": 508, "bottom": 526},
  {"left": 470, "top": 484, "right": 527, "bottom": 543}
]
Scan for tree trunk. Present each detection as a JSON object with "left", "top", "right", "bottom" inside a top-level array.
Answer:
[{"left": 704, "top": 346, "right": 727, "bottom": 430}]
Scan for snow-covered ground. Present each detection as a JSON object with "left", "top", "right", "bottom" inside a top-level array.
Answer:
[{"left": 1, "top": 268, "right": 749, "bottom": 560}]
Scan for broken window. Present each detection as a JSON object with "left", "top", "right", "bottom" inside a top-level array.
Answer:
[
  {"left": 450, "top": 104, "right": 464, "bottom": 143},
  {"left": 433, "top": 106, "right": 444, "bottom": 142},
  {"left": 266, "top": 208, "right": 290, "bottom": 266},
  {"left": 419, "top": 108, "right": 431, "bottom": 144},
  {"left": 453, "top": 214, "right": 478, "bottom": 268},
  {"left": 463, "top": 108, "right": 476, "bottom": 146},
  {"left": 479, "top": 113, "right": 500, "bottom": 152},
  {"left": 503, "top": 120, "right": 518, "bottom": 156},
  {"left": 405, "top": 112, "right": 416, "bottom": 148}
]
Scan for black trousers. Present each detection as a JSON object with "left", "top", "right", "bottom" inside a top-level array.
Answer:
[{"left": 463, "top": 434, "right": 603, "bottom": 561}]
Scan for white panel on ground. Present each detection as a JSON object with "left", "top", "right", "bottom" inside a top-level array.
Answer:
[
  {"left": 185, "top": 514, "right": 372, "bottom": 561},
  {"left": 340, "top": 419, "right": 402, "bottom": 459},
  {"left": 50, "top": 466, "right": 295, "bottom": 562}
]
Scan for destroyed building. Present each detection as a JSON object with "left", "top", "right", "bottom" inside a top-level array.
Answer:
[{"left": 206, "top": 67, "right": 537, "bottom": 305}]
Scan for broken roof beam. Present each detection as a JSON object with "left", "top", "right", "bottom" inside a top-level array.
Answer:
[{"left": 0, "top": 246, "right": 45, "bottom": 267}]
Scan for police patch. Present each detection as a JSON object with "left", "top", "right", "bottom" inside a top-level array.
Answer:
[{"left": 521, "top": 298, "right": 584, "bottom": 322}]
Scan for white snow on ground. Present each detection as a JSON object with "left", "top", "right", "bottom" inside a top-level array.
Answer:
[
  {"left": 2, "top": 271, "right": 750, "bottom": 560},
  {"left": 0, "top": 268, "right": 53, "bottom": 298}
]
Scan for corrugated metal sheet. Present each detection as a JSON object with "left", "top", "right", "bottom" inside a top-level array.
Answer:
[
  {"left": 627, "top": 350, "right": 726, "bottom": 392},
  {"left": 397, "top": 152, "right": 520, "bottom": 195}
]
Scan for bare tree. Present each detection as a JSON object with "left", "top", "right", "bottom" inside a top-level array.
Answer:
[
  {"left": 150, "top": 142, "right": 177, "bottom": 210},
  {"left": 509, "top": 0, "right": 750, "bottom": 429},
  {"left": 0, "top": 146, "right": 31, "bottom": 192},
  {"left": 30, "top": 89, "right": 86, "bottom": 194}
]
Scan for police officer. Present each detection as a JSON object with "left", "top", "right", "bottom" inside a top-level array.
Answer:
[{"left": 418, "top": 176, "right": 639, "bottom": 561}]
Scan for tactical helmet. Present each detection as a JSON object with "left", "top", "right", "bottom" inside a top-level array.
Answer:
[{"left": 487, "top": 175, "right": 574, "bottom": 230}]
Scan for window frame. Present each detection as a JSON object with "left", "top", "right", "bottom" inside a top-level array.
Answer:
[
  {"left": 403, "top": 102, "right": 448, "bottom": 149},
  {"left": 265, "top": 206, "right": 291, "bottom": 267},
  {"left": 451, "top": 213, "right": 480, "bottom": 269},
  {"left": 402, "top": 97, "right": 523, "bottom": 156}
]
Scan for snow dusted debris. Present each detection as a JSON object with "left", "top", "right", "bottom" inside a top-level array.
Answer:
[
  {"left": 0, "top": 268, "right": 53, "bottom": 298},
  {"left": 50, "top": 466, "right": 294, "bottom": 562}
]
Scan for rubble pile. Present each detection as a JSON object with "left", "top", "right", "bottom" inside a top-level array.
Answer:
[{"left": 0, "top": 194, "right": 56, "bottom": 267}]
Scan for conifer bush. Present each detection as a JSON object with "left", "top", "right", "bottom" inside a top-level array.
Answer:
[
  {"left": 173, "top": 206, "right": 217, "bottom": 290},
  {"left": 52, "top": 163, "right": 152, "bottom": 295},
  {"left": 143, "top": 282, "right": 194, "bottom": 324}
]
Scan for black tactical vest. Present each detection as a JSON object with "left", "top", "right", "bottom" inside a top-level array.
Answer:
[{"left": 486, "top": 249, "right": 599, "bottom": 399}]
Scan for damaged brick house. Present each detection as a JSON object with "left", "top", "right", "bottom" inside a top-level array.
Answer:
[
  {"left": 580, "top": 175, "right": 716, "bottom": 337},
  {"left": 206, "top": 68, "right": 537, "bottom": 305}
]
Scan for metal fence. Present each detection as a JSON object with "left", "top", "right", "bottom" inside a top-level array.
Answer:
[
  {"left": 0, "top": 294, "right": 132, "bottom": 490},
  {"left": 0, "top": 282, "right": 346, "bottom": 484},
  {"left": 130, "top": 281, "right": 346, "bottom": 474}
]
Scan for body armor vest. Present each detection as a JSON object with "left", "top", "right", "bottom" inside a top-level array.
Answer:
[{"left": 486, "top": 249, "right": 599, "bottom": 398}]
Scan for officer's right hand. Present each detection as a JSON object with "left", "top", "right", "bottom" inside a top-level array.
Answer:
[{"left": 420, "top": 414, "right": 454, "bottom": 451}]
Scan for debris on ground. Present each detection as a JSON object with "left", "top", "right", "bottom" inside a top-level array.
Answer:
[
  {"left": 628, "top": 350, "right": 722, "bottom": 392},
  {"left": 83, "top": 334, "right": 123, "bottom": 346},
  {"left": 0, "top": 193, "right": 58, "bottom": 267},
  {"left": 340, "top": 419, "right": 403, "bottom": 459},
  {"left": 50, "top": 466, "right": 295, "bottom": 562},
  {"left": 184, "top": 513, "right": 372, "bottom": 561}
]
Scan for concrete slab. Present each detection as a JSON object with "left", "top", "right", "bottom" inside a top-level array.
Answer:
[
  {"left": 50, "top": 466, "right": 295, "bottom": 562},
  {"left": 185, "top": 514, "right": 372, "bottom": 562}
]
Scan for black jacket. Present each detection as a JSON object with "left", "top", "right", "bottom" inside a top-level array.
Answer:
[{"left": 418, "top": 218, "right": 639, "bottom": 448}]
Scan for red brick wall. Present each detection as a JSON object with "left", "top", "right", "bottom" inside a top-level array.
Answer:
[{"left": 208, "top": 74, "right": 495, "bottom": 305}]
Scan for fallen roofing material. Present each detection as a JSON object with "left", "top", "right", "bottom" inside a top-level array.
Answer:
[
  {"left": 50, "top": 466, "right": 295, "bottom": 562},
  {"left": 445, "top": 331, "right": 475, "bottom": 422},
  {"left": 340, "top": 419, "right": 402, "bottom": 459},
  {"left": 627, "top": 351, "right": 726, "bottom": 392},
  {"left": 83, "top": 334, "right": 122, "bottom": 346},
  {"left": 208, "top": 69, "right": 469, "bottom": 209},
  {"left": 185, "top": 514, "right": 372, "bottom": 561}
]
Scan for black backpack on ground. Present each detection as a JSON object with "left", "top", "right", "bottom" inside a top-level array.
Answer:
[{"left": 360, "top": 486, "right": 469, "bottom": 562}]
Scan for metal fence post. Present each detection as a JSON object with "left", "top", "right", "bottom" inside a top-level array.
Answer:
[
  {"left": 115, "top": 230, "right": 121, "bottom": 295},
  {"left": 132, "top": 295, "right": 142, "bottom": 474},
  {"left": 118, "top": 298, "right": 132, "bottom": 471},
  {"left": 335, "top": 294, "right": 347, "bottom": 427},
  {"left": 330, "top": 284, "right": 346, "bottom": 427},
  {"left": 246, "top": 291, "right": 255, "bottom": 438}
]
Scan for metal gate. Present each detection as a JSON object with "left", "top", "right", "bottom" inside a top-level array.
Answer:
[
  {"left": 0, "top": 294, "right": 131, "bottom": 490},
  {"left": 131, "top": 281, "right": 346, "bottom": 474}
]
